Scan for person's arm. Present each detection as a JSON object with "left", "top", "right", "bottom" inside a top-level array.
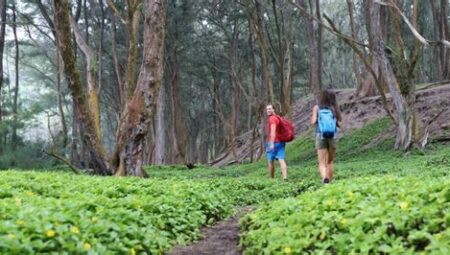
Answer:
[
  {"left": 269, "top": 122, "right": 276, "bottom": 150},
  {"left": 311, "top": 105, "right": 318, "bottom": 125}
]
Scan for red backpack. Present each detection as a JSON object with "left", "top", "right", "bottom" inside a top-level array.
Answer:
[{"left": 276, "top": 116, "right": 295, "bottom": 142}]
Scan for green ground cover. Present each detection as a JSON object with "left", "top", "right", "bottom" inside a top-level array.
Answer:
[{"left": 0, "top": 117, "right": 448, "bottom": 254}]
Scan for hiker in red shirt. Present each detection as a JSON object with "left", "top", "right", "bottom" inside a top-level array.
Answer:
[{"left": 265, "top": 104, "right": 288, "bottom": 180}]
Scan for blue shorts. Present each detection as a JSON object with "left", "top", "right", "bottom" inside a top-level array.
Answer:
[{"left": 266, "top": 142, "right": 286, "bottom": 161}]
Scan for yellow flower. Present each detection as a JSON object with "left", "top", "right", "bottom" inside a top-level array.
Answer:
[
  {"left": 283, "top": 247, "right": 292, "bottom": 254},
  {"left": 400, "top": 202, "right": 408, "bottom": 210},
  {"left": 346, "top": 191, "right": 354, "bottom": 198},
  {"left": 340, "top": 218, "right": 348, "bottom": 226},
  {"left": 25, "top": 191, "right": 35, "bottom": 196},
  {"left": 325, "top": 199, "right": 334, "bottom": 206},
  {"left": 130, "top": 248, "right": 136, "bottom": 255},
  {"left": 84, "top": 242, "right": 91, "bottom": 250},
  {"left": 91, "top": 217, "right": 99, "bottom": 223},
  {"left": 16, "top": 220, "right": 25, "bottom": 226},
  {"left": 70, "top": 226, "right": 80, "bottom": 234},
  {"left": 46, "top": 230, "right": 56, "bottom": 237},
  {"left": 8, "top": 233, "right": 15, "bottom": 239}
]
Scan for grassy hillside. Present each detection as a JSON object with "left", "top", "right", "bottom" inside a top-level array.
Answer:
[{"left": 0, "top": 117, "right": 448, "bottom": 254}]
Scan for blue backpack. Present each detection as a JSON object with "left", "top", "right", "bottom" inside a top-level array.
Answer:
[{"left": 318, "top": 107, "right": 337, "bottom": 139}]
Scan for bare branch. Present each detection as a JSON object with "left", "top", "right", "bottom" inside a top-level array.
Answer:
[
  {"left": 42, "top": 149, "right": 80, "bottom": 174},
  {"left": 376, "top": 0, "right": 450, "bottom": 48}
]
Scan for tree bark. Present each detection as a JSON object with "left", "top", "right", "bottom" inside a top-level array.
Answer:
[
  {"left": 369, "top": 1, "right": 413, "bottom": 150},
  {"left": 113, "top": 0, "right": 166, "bottom": 176},
  {"left": 246, "top": 0, "right": 274, "bottom": 103},
  {"left": 110, "top": 11, "right": 123, "bottom": 107},
  {"left": 12, "top": 1, "right": 19, "bottom": 150},
  {"left": 0, "top": 0, "right": 6, "bottom": 132},
  {"left": 53, "top": 0, "right": 111, "bottom": 175},
  {"left": 153, "top": 80, "right": 166, "bottom": 164},
  {"left": 70, "top": 17, "right": 102, "bottom": 141},
  {"left": 347, "top": 0, "right": 365, "bottom": 96},
  {"left": 125, "top": 1, "right": 141, "bottom": 102},
  {"left": 300, "top": 0, "right": 322, "bottom": 94},
  {"left": 56, "top": 49, "right": 68, "bottom": 149}
]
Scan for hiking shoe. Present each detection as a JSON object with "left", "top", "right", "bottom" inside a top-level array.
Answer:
[{"left": 323, "top": 177, "right": 330, "bottom": 184}]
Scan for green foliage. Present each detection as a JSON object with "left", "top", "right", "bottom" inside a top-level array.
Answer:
[
  {"left": 240, "top": 176, "right": 450, "bottom": 254},
  {"left": 0, "top": 140, "right": 57, "bottom": 169},
  {"left": 0, "top": 171, "right": 307, "bottom": 254}
]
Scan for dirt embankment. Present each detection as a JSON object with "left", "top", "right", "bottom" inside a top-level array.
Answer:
[{"left": 211, "top": 84, "right": 450, "bottom": 167}]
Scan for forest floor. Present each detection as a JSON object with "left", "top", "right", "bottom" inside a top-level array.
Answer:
[{"left": 168, "top": 207, "right": 255, "bottom": 255}]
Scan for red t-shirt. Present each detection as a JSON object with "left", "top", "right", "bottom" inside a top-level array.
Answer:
[{"left": 266, "top": 115, "right": 281, "bottom": 142}]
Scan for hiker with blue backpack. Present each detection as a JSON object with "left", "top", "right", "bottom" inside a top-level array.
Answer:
[
  {"left": 265, "top": 104, "right": 294, "bottom": 180},
  {"left": 311, "top": 89, "right": 343, "bottom": 183}
]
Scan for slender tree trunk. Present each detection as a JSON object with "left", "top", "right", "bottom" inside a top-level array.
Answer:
[
  {"left": 300, "top": 0, "right": 321, "bottom": 93},
  {"left": 12, "top": 1, "right": 19, "bottom": 150},
  {"left": 169, "top": 52, "right": 187, "bottom": 164},
  {"left": 315, "top": 0, "right": 323, "bottom": 89},
  {"left": 110, "top": 11, "right": 123, "bottom": 107},
  {"left": 347, "top": 0, "right": 364, "bottom": 96},
  {"left": 153, "top": 81, "right": 166, "bottom": 164},
  {"left": 71, "top": 17, "right": 102, "bottom": 141},
  {"left": 97, "top": 0, "right": 105, "bottom": 94},
  {"left": 0, "top": 0, "right": 6, "bottom": 128},
  {"left": 125, "top": 1, "right": 141, "bottom": 101},
  {"left": 440, "top": 0, "right": 450, "bottom": 79},
  {"left": 71, "top": 101, "right": 80, "bottom": 166},
  {"left": 430, "top": 0, "right": 442, "bottom": 79},
  {"left": 246, "top": 0, "right": 274, "bottom": 103},
  {"left": 54, "top": 0, "right": 111, "bottom": 175},
  {"left": 56, "top": 51, "right": 68, "bottom": 148}
]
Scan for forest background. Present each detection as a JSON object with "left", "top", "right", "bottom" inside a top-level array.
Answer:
[{"left": 0, "top": 0, "right": 449, "bottom": 175}]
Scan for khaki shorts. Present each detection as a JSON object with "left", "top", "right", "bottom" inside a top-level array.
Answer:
[{"left": 315, "top": 134, "right": 337, "bottom": 150}]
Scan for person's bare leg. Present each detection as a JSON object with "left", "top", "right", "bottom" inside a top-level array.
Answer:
[
  {"left": 327, "top": 148, "right": 336, "bottom": 181},
  {"left": 317, "top": 149, "right": 328, "bottom": 179},
  {"left": 268, "top": 161, "right": 275, "bottom": 178},
  {"left": 279, "top": 159, "right": 288, "bottom": 180}
]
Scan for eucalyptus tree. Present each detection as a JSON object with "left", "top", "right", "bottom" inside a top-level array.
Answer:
[{"left": 54, "top": 0, "right": 166, "bottom": 176}]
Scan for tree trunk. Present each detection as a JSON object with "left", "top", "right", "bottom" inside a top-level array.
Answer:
[
  {"left": 56, "top": 50, "right": 68, "bottom": 149},
  {"left": 153, "top": 81, "right": 166, "bottom": 164},
  {"left": 368, "top": 1, "right": 413, "bottom": 150},
  {"left": 113, "top": 0, "right": 166, "bottom": 176},
  {"left": 300, "top": 0, "right": 321, "bottom": 93},
  {"left": 70, "top": 17, "right": 102, "bottom": 141},
  {"left": 347, "top": 0, "right": 365, "bottom": 96},
  {"left": 97, "top": 0, "right": 105, "bottom": 94},
  {"left": 54, "top": 0, "right": 111, "bottom": 175},
  {"left": 169, "top": 53, "right": 187, "bottom": 164},
  {"left": 71, "top": 101, "right": 80, "bottom": 166},
  {"left": 125, "top": 1, "right": 141, "bottom": 102},
  {"left": 12, "top": 1, "right": 19, "bottom": 150},
  {"left": 110, "top": 11, "right": 123, "bottom": 107},
  {"left": 440, "top": 0, "right": 450, "bottom": 79},
  {"left": 0, "top": 0, "right": 6, "bottom": 129},
  {"left": 246, "top": 0, "right": 274, "bottom": 103}
]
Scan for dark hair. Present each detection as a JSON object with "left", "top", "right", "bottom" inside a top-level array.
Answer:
[
  {"left": 318, "top": 89, "right": 342, "bottom": 122},
  {"left": 266, "top": 103, "right": 277, "bottom": 113}
]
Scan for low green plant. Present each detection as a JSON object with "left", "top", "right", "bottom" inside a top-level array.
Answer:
[{"left": 240, "top": 176, "right": 450, "bottom": 254}]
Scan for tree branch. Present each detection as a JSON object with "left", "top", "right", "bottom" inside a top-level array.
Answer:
[{"left": 42, "top": 149, "right": 80, "bottom": 174}]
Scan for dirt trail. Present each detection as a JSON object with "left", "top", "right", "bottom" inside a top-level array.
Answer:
[{"left": 168, "top": 207, "right": 255, "bottom": 255}]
